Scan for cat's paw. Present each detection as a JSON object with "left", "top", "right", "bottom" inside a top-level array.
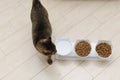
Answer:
[{"left": 47, "top": 59, "right": 53, "bottom": 65}]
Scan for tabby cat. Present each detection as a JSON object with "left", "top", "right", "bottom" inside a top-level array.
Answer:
[{"left": 31, "top": 0, "right": 56, "bottom": 64}]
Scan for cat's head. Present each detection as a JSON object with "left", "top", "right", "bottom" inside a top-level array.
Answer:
[{"left": 36, "top": 37, "right": 57, "bottom": 56}]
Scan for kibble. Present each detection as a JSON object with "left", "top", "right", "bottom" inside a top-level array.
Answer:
[
  {"left": 96, "top": 43, "right": 111, "bottom": 58},
  {"left": 75, "top": 41, "right": 91, "bottom": 57}
]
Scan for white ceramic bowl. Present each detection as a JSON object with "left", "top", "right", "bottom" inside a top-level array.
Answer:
[{"left": 56, "top": 39, "right": 72, "bottom": 56}]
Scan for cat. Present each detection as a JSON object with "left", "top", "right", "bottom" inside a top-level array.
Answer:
[{"left": 31, "top": 0, "right": 57, "bottom": 64}]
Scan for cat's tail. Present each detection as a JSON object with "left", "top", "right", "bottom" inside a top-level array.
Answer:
[{"left": 33, "top": 0, "right": 42, "bottom": 6}]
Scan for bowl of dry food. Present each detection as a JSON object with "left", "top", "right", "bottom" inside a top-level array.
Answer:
[
  {"left": 96, "top": 40, "right": 112, "bottom": 58},
  {"left": 75, "top": 40, "right": 91, "bottom": 57}
]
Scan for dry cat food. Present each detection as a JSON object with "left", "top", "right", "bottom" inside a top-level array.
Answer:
[
  {"left": 96, "top": 42, "right": 112, "bottom": 58},
  {"left": 75, "top": 41, "right": 91, "bottom": 57}
]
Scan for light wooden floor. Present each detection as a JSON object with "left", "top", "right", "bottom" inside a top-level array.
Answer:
[{"left": 0, "top": 0, "right": 120, "bottom": 80}]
